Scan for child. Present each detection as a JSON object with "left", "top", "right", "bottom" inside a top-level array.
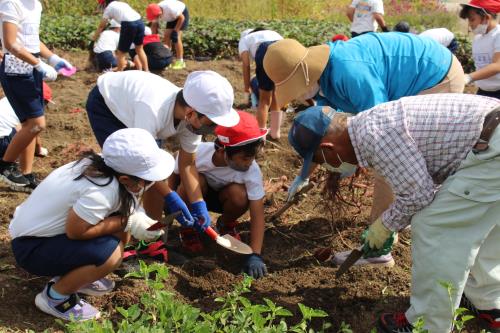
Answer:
[
  {"left": 130, "top": 26, "right": 173, "bottom": 71},
  {"left": 460, "top": 0, "right": 500, "bottom": 98},
  {"left": 0, "top": 82, "right": 53, "bottom": 191},
  {"left": 94, "top": 0, "right": 148, "bottom": 72},
  {"left": 146, "top": 0, "right": 189, "bottom": 70},
  {"left": 9, "top": 128, "right": 174, "bottom": 321},
  {"left": 170, "top": 111, "right": 268, "bottom": 279},
  {"left": 93, "top": 19, "right": 121, "bottom": 72},
  {"left": 0, "top": 0, "right": 72, "bottom": 191},
  {"left": 239, "top": 28, "right": 283, "bottom": 139},
  {"left": 346, "top": 0, "right": 388, "bottom": 37}
]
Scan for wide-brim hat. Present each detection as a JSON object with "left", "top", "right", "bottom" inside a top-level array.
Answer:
[{"left": 263, "top": 39, "right": 330, "bottom": 107}]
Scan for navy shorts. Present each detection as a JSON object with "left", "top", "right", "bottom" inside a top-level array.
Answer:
[
  {"left": 0, "top": 128, "right": 16, "bottom": 159},
  {"left": 86, "top": 86, "right": 127, "bottom": 147},
  {"left": 12, "top": 234, "right": 120, "bottom": 277},
  {"left": 148, "top": 56, "right": 172, "bottom": 70},
  {"left": 0, "top": 57, "right": 44, "bottom": 122},
  {"left": 166, "top": 8, "right": 189, "bottom": 30},
  {"left": 96, "top": 50, "right": 117, "bottom": 71},
  {"left": 118, "top": 19, "right": 145, "bottom": 52},
  {"left": 255, "top": 41, "right": 277, "bottom": 92},
  {"left": 250, "top": 76, "right": 260, "bottom": 99},
  {"left": 205, "top": 184, "right": 223, "bottom": 213}
]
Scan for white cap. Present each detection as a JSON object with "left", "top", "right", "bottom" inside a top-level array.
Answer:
[
  {"left": 109, "top": 19, "right": 121, "bottom": 28},
  {"left": 240, "top": 28, "right": 254, "bottom": 39},
  {"left": 144, "top": 26, "right": 152, "bottom": 36},
  {"left": 102, "top": 128, "right": 174, "bottom": 182},
  {"left": 183, "top": 71, "right": 240, "bottom": 127}
]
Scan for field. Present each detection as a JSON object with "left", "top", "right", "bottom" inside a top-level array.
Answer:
[{"left": 0, "top": 51, "right": 482, "bottom": 332}]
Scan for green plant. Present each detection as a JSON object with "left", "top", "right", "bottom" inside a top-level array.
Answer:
[
  {"left": 61, "top": 261, "right": 331, "bottom": 332},
  {"left": 438, "top": 281, "right": 475, "bottom": 333}
]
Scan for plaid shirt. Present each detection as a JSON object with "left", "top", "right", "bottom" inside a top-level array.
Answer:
[{"left": 348, "top": 94, "right": 500, "bottom": 231}]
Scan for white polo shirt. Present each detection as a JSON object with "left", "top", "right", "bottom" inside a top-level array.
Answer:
[
  {"left": 472, "top": 25, "right": 500, "bottom": 91},
  {"left": 349, "top": 0, "right": 384, "bottom": 34},
  {"left": 0, "top": 97, "right": 20, "bottom": 137},
  {"left": 174, "top": 142, "right": 265, "bottom": 201},
  {"left": 238, "top": 30, "right": 283, "bottom": 60},
  {"left": 94, "top": 30, "right": 120, "bottom": 53},
  {"left": 158, "top": 0, "right": 185, "bottom": 22},
  {"left": 103, "top": 1, "right": 140, "bottom": 23},
  {"left": 0, "top": 0, "right": 42, "bottom": 53},
  {"left": 9, "top": 160, "right": 122, "bottom": 238},
  {"left": 97, "top": 71, "right": 201, "bottom": 153}
]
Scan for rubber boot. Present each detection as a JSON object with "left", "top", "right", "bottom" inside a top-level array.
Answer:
[{"left": 269, "top": 110, "right": 283, "bottom": 140}]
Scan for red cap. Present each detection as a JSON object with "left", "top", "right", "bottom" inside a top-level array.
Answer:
[
  {"left": 42, "top": 82, "right": 53, "bottom": 103},
  {"left": 97, "top": 0, "right": 105, "bottom": 5},
  {"left": 146, "top": 4, "right": 162, "bottom": 21},
  {"left": 462, "top": 0, "right": 500, "bottom": 13},
  {"left": 215, "top": 111, "right": 267, "bottom": 147},
  {"left": 332, "top": 34, "right": 349, "bottom": 42}
]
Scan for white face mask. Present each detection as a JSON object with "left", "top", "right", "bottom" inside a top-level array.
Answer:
[
  {"left": 127, "top": 181, "right": 155, "bottom": 197},
  {"left": 472, "top": 23, "right": 488, "bottom": 35},
  {"left": 321, "top": 149, "right": 357, "bottom": 178},
  {"left": 300, "top": 82, "right": 320, "bottom": 100}
]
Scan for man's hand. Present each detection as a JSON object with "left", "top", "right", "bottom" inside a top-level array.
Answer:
[
  {"left": 287, "top": 176, "right": 309, "bottom": 202},
  {"left": 362, "top": 218, "right": 395, "bottom": 258}
]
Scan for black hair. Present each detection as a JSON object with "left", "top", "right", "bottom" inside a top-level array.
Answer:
[
  {"left": 459, "top": 5, "right": 497, "bottom": 19},
  {"left": 249, "top": 27, "right": 267, "bottom": 34},
  {"left": 73, "top": 151, "right": 137, "bottom": 225},
  {"left": 214, "top": 138, "right": 264, "bottom": 158},
  {"left": 175, "top": 89, "right": 189, "bottom": 108},
  {"left": 105, "top": 0, "right": 116, "bottom": 5},
  {"left": 394, "top": 21, "right": 411, "bottom": 33}
]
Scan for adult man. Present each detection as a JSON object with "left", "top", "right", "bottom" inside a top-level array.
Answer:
[
  {"left": 288, "top": 94, "right": 500, "bottom": 333},
  {"left": 85, "top": 70, "right": 240, "bottom": 238}
]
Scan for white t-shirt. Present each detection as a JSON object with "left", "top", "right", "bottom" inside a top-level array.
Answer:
[
  {"left": 0, "top": 0, "right": 41, "bottom": 53},
  {"left": 174, "top": 142, "right": 265, "bottom": 201},
  {"left": 103, "top": 1, "right": 140, "bottom": 23},
  {"left": 0, "top": 97, "right": 20, "bottom": 137},
  {"left": 472, "top": 25, "right": 500, "bottom": 91},
  {"left": 238, "top": 30, "right": 283, "bottom": 60},
  {"left": 9, "top": 160, "right": 122, "bottom": 238},
  {"left": 349, "top": 0, "right": 384, "bottom": 34},
  {"left": 419, "top": 28, "right": 455, "bottom": 47},
  {"left": 94, "top": 29, "right": 120, "bottom": 53},
  {"left": 97, "top": 71, "right": 201, "bottom": 153},
  {"left": 158, "top": 0, "right": 185, "bottom": 22}
]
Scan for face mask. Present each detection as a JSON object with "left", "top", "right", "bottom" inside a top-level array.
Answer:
[
  {"left": 127, "top": 181, "right": 155, "bottom": 197},
  {"left": 300, "top": 82, "right": 320, "bottom": 100},
  {"left": 186, "top": 122, "right": 216, "bottom": 135},
  {"left": 321, "top": 149, "right": 357, "bottom": 178},
  {"left": 472, "top": 23, "right": 488, "bottom": 35},
  {"left": 225, "top": 153, "right": 250, "bottom": 172}
]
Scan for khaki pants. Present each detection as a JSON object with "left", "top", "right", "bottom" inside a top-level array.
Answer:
[
  {"left": 369, "top": 54, "right": 465, "bottom": 221},
  {"left": 405, "top": 127, "right": 500, "bottom": 332}
]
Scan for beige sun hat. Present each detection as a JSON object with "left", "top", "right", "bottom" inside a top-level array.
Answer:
[{"left": 263, "top": 39, "right": 330, "bottom": 107}]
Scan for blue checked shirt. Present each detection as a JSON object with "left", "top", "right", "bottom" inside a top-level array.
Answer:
[{"left": 347, "top": 94, "right": 500, "bottom": 231}]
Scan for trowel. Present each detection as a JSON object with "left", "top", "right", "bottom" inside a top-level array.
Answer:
[
  {"left": 205, "top": 226, "right": 253, "bottom": 255},
  {"left": 335, "top": 246, "right": 364, "bottom": 278}
]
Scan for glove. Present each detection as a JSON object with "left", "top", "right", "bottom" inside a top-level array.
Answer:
[
  {"left": 287, "top": 175, "right": 309, "bottom": 202},
  {"left": 190, "top": 200, "right": 211, "bottom": 232},
  {"left": 464, "top": 74, "right": 473, "bottom": 85},
  {"left": 171, "top": 30, "right": 179, "bottom": 43},
  {"left": 243, "top": 253, "right": 268, "bottom": 279},
  {"left": 125, "top": 212, "right": 164, "bottom": 241},
  {"left": 362, "top": 218, "right": 396, "bottom": 258},
  {"left": 34, "top": 60, "right": 58, "bottom": 81},
  {"left": 164, "top": 191, "right": 194, "bottom": 227},
  {"left": 48, "top": 54, "right": 73, "bottom": 72}
]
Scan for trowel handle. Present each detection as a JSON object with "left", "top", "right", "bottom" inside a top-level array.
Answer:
[{"left": 205, "top": 226, "right": 218, "bottom": 240}]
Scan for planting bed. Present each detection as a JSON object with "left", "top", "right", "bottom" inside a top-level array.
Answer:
[{"left": 0, "top": 51, "right": 480, "bottom": 332}]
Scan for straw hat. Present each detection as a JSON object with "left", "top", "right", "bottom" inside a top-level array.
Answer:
[{"left": 263, "top": 39, "right": 330, "bottom": 107}]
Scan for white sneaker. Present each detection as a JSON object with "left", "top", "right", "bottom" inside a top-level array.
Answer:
[{"left": 332, "top": 250, "right": 395, "bottom": 267}]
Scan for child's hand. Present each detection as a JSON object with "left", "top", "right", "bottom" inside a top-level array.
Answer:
[
  {"left": 48, "top": 54, "right": 74, "bottom": 71},
  {"left": 126, "top": 212, "right": 164, "bottom": 241},
  {"left": 163, "top": 192, "right": 194, "bottom": 227}
]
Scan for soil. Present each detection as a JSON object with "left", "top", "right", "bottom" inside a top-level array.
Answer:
[{"left": 0, "top": 51, "right": 481, "bottom": 332}]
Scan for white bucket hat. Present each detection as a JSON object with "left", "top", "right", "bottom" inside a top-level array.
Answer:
[
  {"left": 183, "top": 71, "right": 240, "bottom": 127},
  {"left": 102, "top": 128, "right": 174, "bottom": 182}
]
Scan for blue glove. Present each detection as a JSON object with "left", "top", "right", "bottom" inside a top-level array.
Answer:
[
  {"left": 171, "top": 30, "right": 179, "bottom": 43},
  {"left": 287, "top": 175, "right": 309, "bottom": 202},
  {"left": 190, "top": 200, "right": 211, "bottom": 232},
  {"left": 243, "top": 254, "right": 268, "bottom": 279},
  {"left": 164, "top": 192, "right": 194, "bottom": 227}
]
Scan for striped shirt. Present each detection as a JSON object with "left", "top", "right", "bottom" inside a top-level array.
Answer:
[{"left": 348, "top": 93, "right": 500, "bottom": 231}]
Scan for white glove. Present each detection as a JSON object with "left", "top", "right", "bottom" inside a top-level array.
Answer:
[
  {"left": 125, "top": 212, "right": 164, "bottom": 241},
  {"left": 464, "top": 74, "right": 473, "bottom": 85},
  {"left": 48, "top": 54, "right": 73, "bottom": 71},
  {"left": 287, "top": 175, "right": 309, "bottom": 202},
  {"left": 365, "top": 218, "right": 392, "bottom": 250},
  {"left": 34, "top": 60, "right": 57, "bottom": 81}
]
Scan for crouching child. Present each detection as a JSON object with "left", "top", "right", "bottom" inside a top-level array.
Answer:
[
  {"left": 9, "top": 128, "right": 174, "bottom": 321},
  {"left": 170, "top": 111, "right": 268, "bottom": 278}
]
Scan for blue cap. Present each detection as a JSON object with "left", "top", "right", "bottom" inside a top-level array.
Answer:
[{"left": 288, "top": 106, "right": 336, "bottom": 179}]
